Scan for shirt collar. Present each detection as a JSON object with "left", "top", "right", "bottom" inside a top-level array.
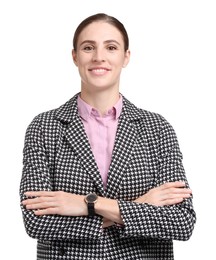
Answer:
[{"left": 77, "top": 95, "right": 123, "bottom": 121}]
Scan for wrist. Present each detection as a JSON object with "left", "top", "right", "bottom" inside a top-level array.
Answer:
[
  {"left": 95, "top": 197, "right": 123, "bottom": 225},
  {"left": 84, "top": 193, "right": 98, "bottom": 216}
]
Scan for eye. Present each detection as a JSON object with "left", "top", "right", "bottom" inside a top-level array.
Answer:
[
  {"left": 83, "top": 45, "right": 95, "bottom": 52},
  {"left": 107, "top": 45, "right": 118, "bottom": 51}
]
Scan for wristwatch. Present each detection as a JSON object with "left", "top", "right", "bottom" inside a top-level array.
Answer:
[{"left": 84, "top": 193, "right": 98, "bottom": 216}]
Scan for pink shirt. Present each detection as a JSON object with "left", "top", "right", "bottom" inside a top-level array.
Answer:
[{"left": 77, "top": 95, "right": 123, "bottom": 188}]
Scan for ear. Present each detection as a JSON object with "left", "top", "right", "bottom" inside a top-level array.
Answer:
[
  {"left": 72, "top": 49, "right": 78, "bottom": 66},
  {"left": 122, "top": 50, "right": 130, "bottom": 68}
]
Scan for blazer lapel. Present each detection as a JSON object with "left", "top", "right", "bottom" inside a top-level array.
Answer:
[
  {"left": 65, "top": 121, "right": 105, "bottom": 195},
  {"left": 55, "top": 94, "right": 105, "bottom": 196}
]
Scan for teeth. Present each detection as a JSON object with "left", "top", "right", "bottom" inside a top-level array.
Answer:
[{"left": 93, "top": 69, "right": 106, "bottom": 72}]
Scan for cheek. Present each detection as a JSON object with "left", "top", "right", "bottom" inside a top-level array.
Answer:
[
  {"left": 78, "top": 67, "right": 86, "bottom": 78},
  {"left": 77, "top": 57, "right": 91, "bottom": 69},
  {"left": 115, "top": 60, "right": 126, "bottom": 70},
  {"left": 75, "top": 60, "right": 87, "bottom": 73},
  {"left": 116, "top": 55, "right": 128, "bottom": 68}
]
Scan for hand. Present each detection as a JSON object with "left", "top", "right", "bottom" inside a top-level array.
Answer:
[
  {"left": 102, "top": 218, "right": 115, "bottom": 228},
  {"left": 134, "top": 181, "right": 192, "bottom": 206},
  {"left": 22, "top": 191, "right": 87, "bottom": 216}
]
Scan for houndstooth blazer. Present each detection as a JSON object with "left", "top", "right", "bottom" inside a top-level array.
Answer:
[{"left": 20, "top": 93, "right": 196, "bottom": 260}]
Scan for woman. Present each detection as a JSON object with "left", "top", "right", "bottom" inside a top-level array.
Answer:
[{"left": 20, "top": 13, "right": 196, "bottom": 259}]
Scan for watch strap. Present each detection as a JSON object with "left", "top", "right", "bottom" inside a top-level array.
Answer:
[{"left": 87, "top": 202, "right": 95, "bottom": 216}]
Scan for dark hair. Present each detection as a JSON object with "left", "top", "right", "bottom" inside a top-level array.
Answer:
[{"left": 73, "top": 13, "right": 129, "bottom": 52}]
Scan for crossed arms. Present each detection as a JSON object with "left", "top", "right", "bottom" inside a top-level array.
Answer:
[{"left": 22, "top": 181, "right": 192, "bottom": 227}]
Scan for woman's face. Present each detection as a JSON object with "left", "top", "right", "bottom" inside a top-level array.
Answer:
[{"left": 72, "top": 21, "right": 130, "bottom": 93}]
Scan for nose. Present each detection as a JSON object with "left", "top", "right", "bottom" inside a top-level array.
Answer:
[{"left": 92, "top": 48, "right": 105, "bottom": 62}]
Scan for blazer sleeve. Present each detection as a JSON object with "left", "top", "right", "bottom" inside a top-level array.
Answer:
[
  {"left": 19, "top": 114, "right": 103, "bottom": 241},
  {"left": 117, "top": 116, "right": 196, "bottom": 241}
]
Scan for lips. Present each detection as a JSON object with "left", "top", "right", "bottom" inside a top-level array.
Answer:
[{"left": 89, "top": 67, "right": 110, "bottom": 75}]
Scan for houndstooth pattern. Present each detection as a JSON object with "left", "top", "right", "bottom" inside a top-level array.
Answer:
[{"left": 20, "top": 93, "right": 196, "bottom": 259}]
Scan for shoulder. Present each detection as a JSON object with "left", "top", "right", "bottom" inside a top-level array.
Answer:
[
  {"left": 122, "top": 96, "right": 179, "bottom": 148},
  {"left": 139, "top": 108, "right": 173, "bottom": 133},
  {"left": 122, "top": 95, "right": 172, "bottom": 131},
  {"left": 124, "top": 99, "right": 181, "bottom": 156}
]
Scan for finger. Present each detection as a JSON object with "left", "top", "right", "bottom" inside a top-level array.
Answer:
[
  {"left": 24, "top": 191, "right": 55, "bottom": 197},
  {"left": 161, "top": 192, "right": 191, "bottom": 203},
  {"left": 176, "top": 188, "right": 192, "bottom": 194},
  {"left": 25, "top": 201, "right": 57, "bottom": 210},
  {"left": 34, "top": 207, "right": 58, "bottom": 216},
  {"left": 22, "top": 196, "right": 55, "bottom": 206},
  {"left": 161, "top": 181, "right": 186, "bottom": 190},
  {"left": 159, "top": 197, "right": 184, "bottom": 206},
  {"left": 164, "top": 187, "right": 192, "bottom": 195}
]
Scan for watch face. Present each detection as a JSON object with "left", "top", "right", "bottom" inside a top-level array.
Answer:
[{"left": 87, "top": 193, "right": 98, "bottom": 203}]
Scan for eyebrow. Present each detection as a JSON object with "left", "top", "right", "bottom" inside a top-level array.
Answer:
[{"left": 80, "top": 40, "right": 121, "bottom": 46}]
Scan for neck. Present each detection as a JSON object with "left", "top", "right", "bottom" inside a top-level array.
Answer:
[{"left": 80, "top": 88, "right": 120, "bottom": 116}]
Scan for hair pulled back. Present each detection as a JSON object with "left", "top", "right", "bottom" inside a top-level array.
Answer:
[{"left": 73, "top": 13, "right": 129, "bottom": 52}]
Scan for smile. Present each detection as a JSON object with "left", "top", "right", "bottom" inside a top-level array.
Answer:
[{"left": 89, "top": 68, "right": 110, "bottom": 75}]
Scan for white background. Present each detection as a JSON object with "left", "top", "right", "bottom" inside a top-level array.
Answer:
[{"left": 0, "top": 0, "right": 215, "bottom": 259}]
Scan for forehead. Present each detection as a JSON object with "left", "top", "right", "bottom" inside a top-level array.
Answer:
[{"left": 77, "top": 21, "right": 124, "bottom": 45}]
